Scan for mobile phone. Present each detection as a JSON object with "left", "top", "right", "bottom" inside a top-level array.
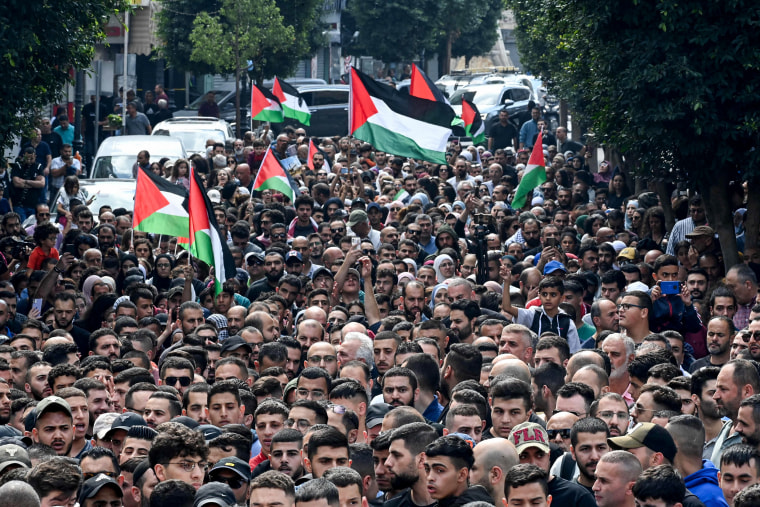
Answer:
[
  {"left": 32, "top": 298, "right": 43, "bottom": 314},
  {"left": 544, "top": 238, "right": 558, "bottom": 248},
  {"left": 63, "top": 244, "right": 77, "bottom": 256},
  {"left": 341, "top": 167, "right": 349, "bottom": 175},
  {"left": 351, "top": 237, "right": 361, "bottom": 249},
  {"left": 660, "top": 281, "right": 681, "bottom": 295}
]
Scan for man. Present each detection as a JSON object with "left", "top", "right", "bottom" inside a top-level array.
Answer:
[
  {"left": 498, "top": 324, "right": 536, "bottom": 365},
  {"left": 250, "top": 400, "right": 288, "bottom": 468},
  {"left": 617, "top": 291, "right": 653, "bottom": 344},
  {"left": 686, "top": 268, "right": 710, "bottom": 301},
  {"left": 570, "top": 417, "right": 611, "bottom": 492},
  {"left": 632, "top": 465, "right": 686, "bottom": 507},
  {"left": 79, "top": 473, "right": 124, "bottom": 507},
  {"left": 11, "top": 146, "right": 46, "bottom": 221},
  {"left": 592, "top": 451, "right": 643, "bottom": 507},
  {"left": 381, "top": 367, "right": 418, "bottom": 408},
  {"left": 632, "top": 384, "right": 681, "bottom": 425},
  {"left": 608, "top": 422, "right": 678, "bottom": 471},
  {"left": 504, "top": 464, "right": 552, "bottom": 507},
  {"left": 143, "top": 392, "right": 181, "bottom": 429},
  {"left": 49, "top": 144, "right": 81, "bottom": 205},
  {"left": 56, "top": 386, "right": 91, "bottom": 459},
  {"left": 713, "top": 359, "right": 760, "bottom": 462},
  {"left": 294, "top": 478, "right": 339, "bottom": 507},
  {"left": 269, "top": 429, "right": 305, "bottom": 481},
  {"left": 489, "top": 108, "right": 519, "bottom": 151},
  {"left": 247, "top": 252, "right": 285, "bottom": 301},
  {"left": 488, "top": 378, "right": 533, "bottom": 439},
  {"left": 691, "top": 316, "right": 736, "bottom": 371},
  {"left": 470, "top": 437, "right": 519, "bottom": 504},
  {"left": 519, "top": 107, "right": 541, "bottom": 149},
  {"left": 726, "top": 264, "right": 758, "bottom": 331},
  {"left": 720, "top": 444, "right": 760, "bottom": 506},
  {"left": 208, "top": 457, "right": 251, "bottom": 506},
  {"left": 600, "top": 334, "right": 635, "bottom": 399},
  {"left": 346, "top": 210, "right": 381, "bottom": 249},
  {"left": 198, "top": 92, "right": 220, "bottom": 118},
  {"left": 304, "top": 427, "right": 351, "bottom": 478},
  {"left": 25, "top": 361, "right": 52, "bottom": 400},
  {"left": 424, "top": 435, "right": 493, "bottom": 504},
  {"left": 32, "top": 395, "right": 75, "bottom": 456},
  {"left": 124, "top": 102, "right": 152, "bottom": 135},
  {"left": 250, "top": 472, "right": 296, "bottom": 507},
  {"left": 509, "top": 421, "right": 597, "bottom": 506},
  {"left": 149, "top": 423, "right": 209, "bottom": 490},
  {"left": 382, "top": 422, "right": 439, "bottom": 507},
  {"left": 208, "top": 380, "right": 246, "bottom": 428},
  {"left": 666, "top": 415, "right": 729, "bottom": 507},
  {"left": 736, "top": 395, "right": 760, "bottom": 450},
  {"left": 591, "top": 392, "right": 630, "bottom": 438}
]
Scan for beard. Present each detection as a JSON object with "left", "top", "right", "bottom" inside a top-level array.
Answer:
[
  {"left": 390, "top": 469, "right": 418, "bottom": 490},
  {"left": 525, "top": 236, "right": 540, "bottom": 248},
  {"left": 266, "top": 270, "right": 282, "bottom": 284}
]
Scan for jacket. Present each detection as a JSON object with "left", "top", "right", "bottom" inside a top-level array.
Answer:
[
  {"left": 437, "top": 485, "right": 494, "bottom": 507},
  {"left": 683, "top": 460, "right": 729, "bottom": 507}
]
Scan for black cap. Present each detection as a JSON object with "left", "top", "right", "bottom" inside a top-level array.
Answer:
[
  {"left": 312, "top": 267, "right": 334, "bottom": 280},
  {"left": 220, "top": 336, "right": 252, "bottom": 355},
  {"left": 171, "top": 416, "right": 200, "bottom": 429},
  {"left": 194, "top": 482, "right": 236, "bottom": 507},
  {"left": 366, "top": 403, "right": 392, "bottom": 428},
  {"left": 197, "top": 424, "right": 223, "bottom": 441},
  {"left": 108, "top": 412, "right": 147, "bottom": 434},
  {"left": 210, "top": 456, "right": 251, "bottom": 482},
  {"left": 79, "top": 474, "right": 123, "bottom": 504}
]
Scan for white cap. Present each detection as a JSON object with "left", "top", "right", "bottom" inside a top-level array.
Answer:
[{"left": 208, "top": 189, "right": 221, "bottom": 204}]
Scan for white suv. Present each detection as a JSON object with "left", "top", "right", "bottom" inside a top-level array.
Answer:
[{"left": 152, "top": 117, "right": 235, "bottom": 156}]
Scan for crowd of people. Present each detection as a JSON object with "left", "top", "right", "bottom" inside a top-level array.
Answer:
[{"left": 0, "top": 105, "right": 759, "bottom": 507}]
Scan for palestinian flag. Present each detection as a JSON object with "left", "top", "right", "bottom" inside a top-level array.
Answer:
[
  {"left": 511, "top": 130, "right": 546, "bottom": 210},
  {"left": 349, "top": 67, "right": 454, "bottom": 164},
  {"left": 273, "top": 77, "right": 311, "bottom": 125},
  {"left": 133, "top": 166, "right": 189, "bottom": 239},
  {"left": 189, "top": 167, "right": 236, "bottom": 295},
  {"left": 251, "top": 84, "right": 284, "bottom": 123},
  {"left": 253, "top": 147, "right": 296, "bottom": 202},
  {"left": 393, "top": 189, "right": 410, "bottom": 202},
  {"left": 462, "top": 99, "right": 486, "bottom": 145},
  {"left": 410, "top": 64, "right": 450, "bottom": 105}
]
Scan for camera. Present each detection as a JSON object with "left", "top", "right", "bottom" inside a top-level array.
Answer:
[{"left": 660, "top": 281, "right": 681, "bottom": 295}]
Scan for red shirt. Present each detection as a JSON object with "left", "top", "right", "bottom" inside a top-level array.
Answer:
[{"left": 28, "top": 246, "right": 59, "bottom": 271}]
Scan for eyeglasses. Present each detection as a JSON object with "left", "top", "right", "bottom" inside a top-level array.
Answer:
[
  {"left": 309, "top": 242, "right": 322, "bottom": 247},
  {"left": 598, "top": 411, "right": 629, "bottom": 420},
  {"left": 165, "top": 376, "right": 192, "bottom": 387},
  {"left": 296, "top": 388, "right": 325, "bottom": 400},
  {"left": 286, "top": 418, "right": 312, "bottom": 430},
  {"left": 617, "top": 303, "right": 645, "bottom": 311},
  {"left": 212, "top": 476, "right": 246, "bottom": 489},
  {"left": 331, "top": 228, "right": 345, "bottom": 233},
  {"left": 167, "top": 460, "right": 208, "bottom": 472},
  {"left": 156, "top": 263, "right": 171, "bottom": 268},
  {"left": 633, "top": 404, "right": 657, "bottom": 413},
  {"left": 407, "top": 230, "right": 420, "bottom": 235},
  {"left": 83, "top": 471, "right": 118, "bottom": 480},
  {"left": 546, "top": 428, "right": 571, "bottom": 439}
]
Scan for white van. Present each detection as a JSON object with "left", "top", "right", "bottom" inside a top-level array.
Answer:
[{"left": 90, "top": 135, "right": 186, "bottom": 179}]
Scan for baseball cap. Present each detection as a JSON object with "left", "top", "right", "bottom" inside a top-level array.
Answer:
[
  {"left": 36, "top": 396, "right": 72, "bottom": 420},
  {"left": 171, "top": 416, "right": 201, "bottom": 429},
  {"left": 197, "top": 424, "right": 223, "bottom": 441},
  {"left": 347, "top": 210, "right": 368, "bottom": 227},
  {"left": 346, "top": 268, "right": 361, "bottom": 281},
  {"left": 0, "top": 444, "right": 31, "bottom": 473},
  {"left": 508, "top": 422, "right": 550, "bottom": 454},
  {"left": 108, "top": 412, "right": 147, "bottom": 434},
  {"left": 618, "top": 247, "right": 636, "bottom": 261},
  {"left": 285, "top": 251, "right": 303, "bottom": 264},
  {"left": 312, "top": 267, "right": 334, "bottom": 280},
  {"left": 208, "top": 189, "right": 222, "bottom": 204},
  {"left": 93, "top": 413, "right": 121, "bottom": 440},
  {"left": 79, "top": 474, "right": 123, "bottom": 504},
  {"left": 366, "top": 403, "right": 392, "bottom": 428},
  {"left": 194, "top": 482, "right": 237, "bottom": 507},
  {"left": 245, "top": 252, "right": 265, "bottom": 266},
  {"left": 220, "top": 336, "right": 253, "bottom": 355},
  {"left": 686, "top": 225, "right": 715, "bottom": 239},
  {"left": 543, "top": 260, "right": 567, "bottom": 276},
  {"left": 209, "top": 456, "right": 251, "bottom": 482},
  {"left": 607, "top": 422, "right": 677, "bottom": 463}
]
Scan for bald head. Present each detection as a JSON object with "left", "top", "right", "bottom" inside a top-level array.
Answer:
[
  {"left": 302, "top": 306, "right": 327, "bottom": 327},
  {"left": 471, "top": 438, "right": 518, "bottom": 500},
  {"left": 565, "top": 350, "right": 605, "bottom": 382},
  {"left": 490, "top": 358, "right": 531, "bottom": 385}
]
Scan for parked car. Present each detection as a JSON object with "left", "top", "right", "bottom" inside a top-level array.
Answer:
[
  {"left": 449, "top": 83, "right": 534, "bottom": 134},
  {"left": 90, "top": 135, "right": 186, "bottom": 179},
  {"left": 35, "top": 178, "right": 138, "bottom": 227},
  {"left": 265, "top": 84, "right": 350, "bottom": 138},
  {"left": 152, "top": 117, "right": 234, "bottom": 156}
]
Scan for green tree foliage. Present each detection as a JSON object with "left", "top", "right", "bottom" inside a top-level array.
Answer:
[
  {"left": 0, "top": 0, "right": 126, "bottom": 153},
  {"left": 345, "top": 0, "right": 441, "bottom": 63},
  {"left": 506, "top": 0, "right": 760, "bottom": 267},
  {"left": 448, "top": 0, "right": 502, "bottom": 64},
  {"left": 189, "top": 0, "right": 294, "bottom": 134},
  {"left": 155, "top": 0, "right": 222, "bottom": 75}
]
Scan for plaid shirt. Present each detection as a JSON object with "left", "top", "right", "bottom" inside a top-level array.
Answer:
[{"left": 734, "top": 295, "right": 756, "bottom": 331}]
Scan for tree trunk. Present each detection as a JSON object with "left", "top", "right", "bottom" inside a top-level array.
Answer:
[
  {"left": 654, "top": 179, "right": 676, "bottom": 232},
  {"left": 560, "top": 100, "right": 568, "bottom": 130},
  {"left": 701, "top": 165, "right": 739, "bottom": 270},
  {"left": 443, "top": 32, "right": 453, "bottom": 75},
  {"left": 745, "top": 175, "right": 759, "bottom": 253}
]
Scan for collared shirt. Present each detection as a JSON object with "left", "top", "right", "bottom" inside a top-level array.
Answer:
[
  {"left": 422, "top": 396, "right": 444, "bottom": 422},
  {"left": 734, "top": 296, "right": 756, "bottom": 331}
]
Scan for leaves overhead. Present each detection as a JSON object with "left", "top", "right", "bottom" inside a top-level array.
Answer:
[{"left": 0, "top": 0, "right": 127, "bottom": 153}]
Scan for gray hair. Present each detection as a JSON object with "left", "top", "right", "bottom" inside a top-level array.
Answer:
[{"left": 343, "top": 332, "right": 374, "bottom": 367}]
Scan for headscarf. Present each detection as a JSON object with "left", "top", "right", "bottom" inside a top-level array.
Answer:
[
  {"left": 397, "top": 272, "right": 415, "bottom": 286},
  {"left": 430, "top": 282, "right": 449, "bottom": 309},
  {"left": 409, "top": 193, "right": 430, "bottom": 207},
  {"left": 433, "top": 254, "right": 454, "bottom": 283},
  {"left": 82, "top": 275, "right": 103, "bottom": 306}
]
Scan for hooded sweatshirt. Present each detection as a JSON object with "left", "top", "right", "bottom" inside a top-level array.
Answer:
[{"left": 683, "top": 460, "right": 729, "bottom": 507}]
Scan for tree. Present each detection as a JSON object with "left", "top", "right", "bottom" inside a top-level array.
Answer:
[
  {"left": 155, "top": 0, "right": 222, "bottom": 75},
  {"left": 506, "top": 0, "right": 760, "bottom": 268},
  {"left": 0, "top": 0, "right": 126, "bottom": 153},
  {"left": 189, "top": 0, "right": 294, "bottom": 136},
  {"left": 448, "top": 0, "right": 502, "bottom": 67},
  {"left": 346, "top": 0, "right": 440, "bottom": 64}
]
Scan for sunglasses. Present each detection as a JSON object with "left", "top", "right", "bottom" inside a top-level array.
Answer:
[
  {"left": 164, "top": 376, "right": 192, "bottom": 387},
  {"left": 546, "top": 428, "right": 571, "bottom": 439}
]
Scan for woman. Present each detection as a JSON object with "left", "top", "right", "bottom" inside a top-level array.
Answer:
[
  {"left": 56, "top": 175, "right": 95, "bottom": 220},
  {"left": 631, "top": 208, "right": 646, "bottom": 237},
  {"left": 65, "top": 261, "right": 86, "bottom": 287},
  {"left": 148, "top": 254, "right": 174, "bottom": 292},
  {"left": 430, "top": 283, "right": 448, "bottom": 309},
  {"left": 641, "top": 206, "right": 668, "bottom": 249},
  {"left": 625, "top": 200, "right": 639, "bottom": 230},
  {"left": 171, "top": 158, "right": 191, "bottom": 191},
  {"left": 216, "top": 168, "right": 232, "bottom": 188},
  {"left": 607, "top": 173, "right": 630, "bottom": 211},
  {"left": 560, "top": 231, "right": 579, "bottom": 255},
  {"left": 433, "top": 254, "right": 456, "bottom": 283},
  {"left": 149, "top": 162, "right": 163, "bottom": 176}
]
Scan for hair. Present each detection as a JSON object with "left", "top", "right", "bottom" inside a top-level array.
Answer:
[
  {"left": 41, "top": 342, "right": 80, "bottom": 366},
  {"left": 640, "top": 384, "right": 682, "bottom": 413},
  {"left": 569, "top": 416, "right": 610, "bottom": 446},
  {"left": 490, "top": 378, "right": 532, "bottom": 410},
  {"left": 307, "top": 426, "right": 349, "bottom": 461},
  {"left": 647, "top": 363, "right": 682, "bottom": 383},
  {"left": 382, "top": 366, "right": 418, "bottom": 392},
  {"left": 445, "top": 343, "right": 483, "bottom": 383},
  {"left": 721, "top": 444, "right": 760, "bottom": 476},
  {"left": 534, "top": 362, "right": 566, "bottom": 397},
  {"left": 215, "top": 357, "right": 248, "bottom": 380},
  {"left": 556, "top": 382, "right": 595, "bottom": 412},
  {"left": 599, "top": 450, "right": 643, "bottom": 481},
  {"left": 150, "top": 479, "right": 196, "bottom": 507},
  {"left": 148, "top": 423, "right": 208, "bottom": 467},
  {"left": 207, "top": 433, "right": 251, "bottom": 462},
  {"left": 251, "top": 470, "right": 296, "bottom": 497},
  {"left": 47, "top": 363, "right": 80, "bottom": 389},
  {"left": 294, "top": 478, "right": 339, "bottom": 507},
  {"left": 254, "top": 399, "right": 289, "bottom": 422},
  {"left": 329, "top": 379, "right": 369, "bottom": 405},
  {"left": 148, "top": 391, "right": 182, "bottom": 418},
  {"left": 0, "top": 481, "right": 41, "bottom": 507},
  {"left": 388, "top": 422, "right": 438, "bottom": 456},
  {"left": 401, "top": 353, "right": 439, "bottom": 394},
  {"left": 322, "top": 466, "right": 363, "bottom": 492},
  {"left": 291, "top": 400, "right": 328, "bottom": 425},
  {"left": 632, "top": 464, "right": 685, "bottom": 505},
  {"left": 27, "top": 458, "right": 83, "bottom": 499},
  {"left": 735, "top": 484, "right": 760, "bottom": 507},
  {"left": 728, "top": 359, "right": 760, "bottom": 394},
  {"left": 298, "top": 366, "right": 332, "bottom": 392},
  {"left": 424, "top": 435, "right": 474, "bottom": 470},
  {"left": 504, "top": 463, "right": 549, "bottom": 498},
  {"left": 114, "top": 367, "right": 155, "bottom": 387},
  {"left": 690, "top": 365, "right": 720, "bottom": 396}
]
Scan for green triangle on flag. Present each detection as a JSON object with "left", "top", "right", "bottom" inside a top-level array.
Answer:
[
  {"left": 511, "top": 130, "right": 547, "bottom": 210},
  {"left": 273, "top": 77, "right": 311, "bottom": 126},
  {"left": 252, "top": 147, "right": 296, "bottom": 202}
]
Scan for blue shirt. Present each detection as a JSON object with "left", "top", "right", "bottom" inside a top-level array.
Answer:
[
  {"left": 519, "top": 120, "right": 539, "bottom": 148},
  {"left": 54, "top": 124, "right": 75, "bottom": 145},
  {"left": 422, "top": 395, "right": 444, "bottom": 422}
]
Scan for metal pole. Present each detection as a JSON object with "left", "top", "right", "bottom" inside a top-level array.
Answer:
[
  {"left": 122, "top": 10, "right": 130, "bottom": 129},
  {"left": 94, "top": 60, "right": 101, "bottom": 150}
]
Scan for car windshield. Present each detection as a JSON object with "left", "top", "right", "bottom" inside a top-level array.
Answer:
[
  {"left": 92, "top": 155, "right": 178, "bottom": 179},
  {"left": 449, "top": 88, "right": 501, "bottom": 106},
  {"left": 154, "top": 129, "right": 226, "bottom": 154},
  {"left": 82, "top": 185, "right": 135, "bottom": 213}
]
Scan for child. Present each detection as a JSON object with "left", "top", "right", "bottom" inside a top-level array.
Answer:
[
  {"left": 649, "top": 254, "right": 702, "bottom": 333},
  {"left": 502, "top": 266, "right": 581, "bottom": 353},
  {"left": 27, "top": 222, "right": 60, "bottom": 271}
]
